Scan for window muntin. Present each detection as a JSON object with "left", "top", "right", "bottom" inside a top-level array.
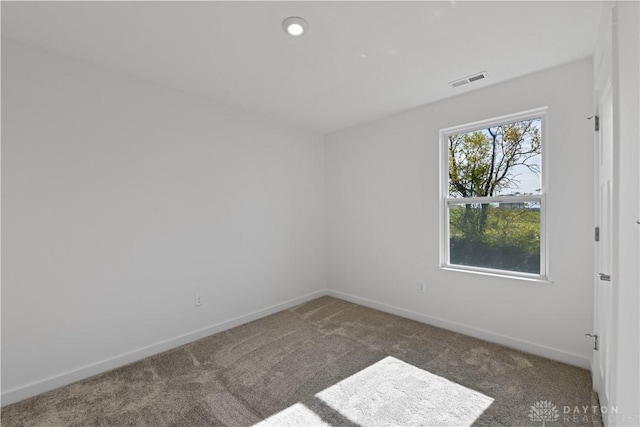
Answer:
[{"left": 441, "top": 109, "right": 547, "bottom": 279}]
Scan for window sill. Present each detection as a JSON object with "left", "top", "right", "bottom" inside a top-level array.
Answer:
[{"left": 440, "top": 266, "right": 553, "bottom": 284}]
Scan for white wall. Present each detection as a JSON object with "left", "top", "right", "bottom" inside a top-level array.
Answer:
[
  {"left": 326, "top": 58, "right": 595, "bottom": 368},
  {"left": 610, "top": 1, "right": 640, "bottom": 423},
  {"left": 1, "top": 39, "right": 326, "bottom": 403}
]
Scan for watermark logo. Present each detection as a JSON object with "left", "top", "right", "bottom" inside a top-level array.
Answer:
[{"left": 528, "top": 400, "right": 559, "bottom": 426}]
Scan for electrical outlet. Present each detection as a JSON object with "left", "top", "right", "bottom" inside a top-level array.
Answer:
[
  {"left": 194, "top": 293, "right": 203, "bottom": 307},
  {"left": 416, "top": 283, "right": 425, "bottom": 294}
]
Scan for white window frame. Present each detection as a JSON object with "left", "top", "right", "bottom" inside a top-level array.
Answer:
[{"left": 439, "top": 107, "right": 549, "bottom": 281}]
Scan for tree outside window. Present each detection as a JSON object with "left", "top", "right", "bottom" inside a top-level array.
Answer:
[{"left": 442, "top": 111, "right": 545, "bottom": 277}]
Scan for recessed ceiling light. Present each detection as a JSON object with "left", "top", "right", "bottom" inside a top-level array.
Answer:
[{"left": 283, "top": 17, "right": 308, "bottom": 37}]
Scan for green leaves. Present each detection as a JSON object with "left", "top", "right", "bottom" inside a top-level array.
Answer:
[{"left": 449, "top": 203, "right": 541, "bottom": 274}]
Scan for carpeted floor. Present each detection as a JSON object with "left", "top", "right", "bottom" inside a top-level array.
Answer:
[{"left": 1, "top": 296, "right": 601, "bottom": 426}]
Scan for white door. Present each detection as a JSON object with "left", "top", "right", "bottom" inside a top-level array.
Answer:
[{"left": 593, "top": 77, "right": 614, "bottom": 416}]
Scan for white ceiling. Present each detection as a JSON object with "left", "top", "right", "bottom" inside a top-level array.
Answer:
[{"left": 1, "top": 1, "right": 603, "bottom": 134}]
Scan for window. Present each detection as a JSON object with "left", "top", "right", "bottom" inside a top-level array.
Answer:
[{"left": 440, "top": 108, "right": 547, "bottom": 279}]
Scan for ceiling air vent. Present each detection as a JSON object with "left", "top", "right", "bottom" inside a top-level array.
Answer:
[{"left": 449, "top": 71, "right": 487, "bottom": 88}]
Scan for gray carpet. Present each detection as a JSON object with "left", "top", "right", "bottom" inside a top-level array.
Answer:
[{"left": 1, "top": 296, "right": 601, "bottom": 426}]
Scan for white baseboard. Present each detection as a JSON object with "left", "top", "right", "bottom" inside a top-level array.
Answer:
[
  {"left": 327, "top": 289, "right": 591, "bottom": 370},
  {"left": 1, "top": 290, "right": 327, "bottom": 407}
]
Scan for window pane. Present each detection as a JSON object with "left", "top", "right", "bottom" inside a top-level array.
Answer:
[
  {"left": 448, "top": 118, "right": 542, "bottom": 198},
  {"left": 448, "top": 201, "right": 541, "bottom": 274}
]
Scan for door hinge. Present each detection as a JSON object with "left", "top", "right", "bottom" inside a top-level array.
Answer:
[
  {"left": 595, "top": 226, "right": 600, "bottom": 242},
  {"left": 588, "top": 115, "right": 599, "bottom": 131},
  {"left": 585, "top": 333, "right": 599, "bottom": 350}
]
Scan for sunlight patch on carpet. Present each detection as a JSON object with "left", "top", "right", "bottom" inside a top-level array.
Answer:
[
  {"left": 255, "top": 402, "right": 329, "bottom": 426},
  {"left": 255, "top": 356, "right": 494, "bottom": 426}
]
